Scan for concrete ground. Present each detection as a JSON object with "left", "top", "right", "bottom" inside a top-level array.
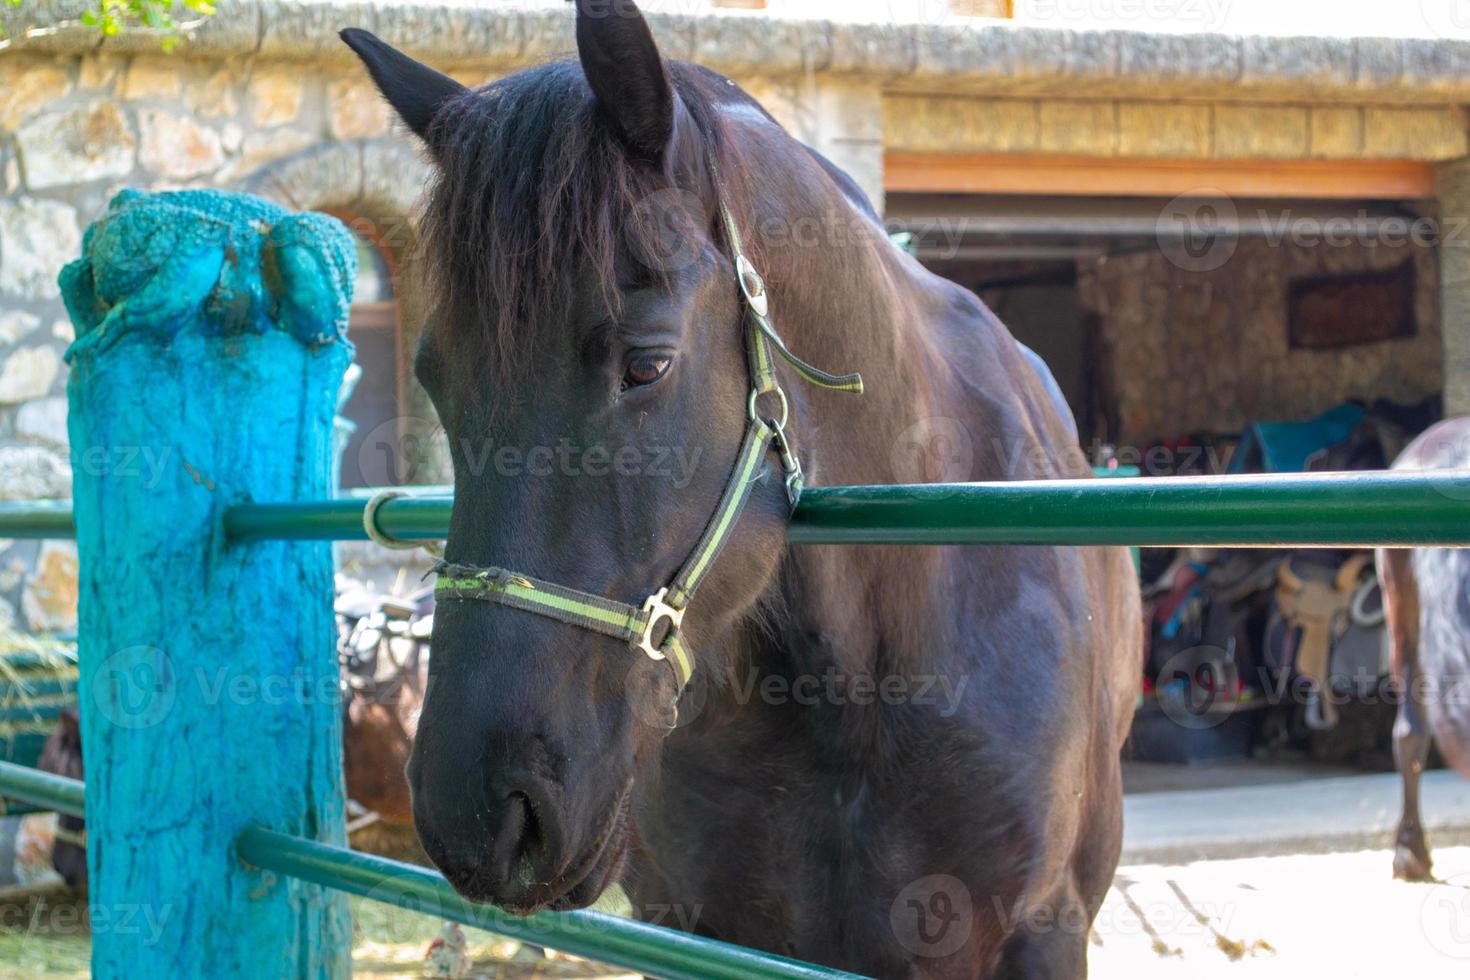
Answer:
[
  {"left": 1091, "top": 846, "right": 1470, "bottom": 978},
  {"left": 1121, "top": 767, "right": 1470, "bottom": 864},
  {"left": 1088, "top": 764, "right": 1470, "bottom": 978}
]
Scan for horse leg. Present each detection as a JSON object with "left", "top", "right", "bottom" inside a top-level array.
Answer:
[
  {"left": 1392, "top": 662, "right": 1434, "bottom": 881},
  {"left": 990, "top": 881, "right": 1091, "bottom": 980},
  {"left": 993, "top": 774, "right": 1121, "bottom": 979},
  {"left": 1380, "top": 548, "right": 1433, "bottom": 882}
]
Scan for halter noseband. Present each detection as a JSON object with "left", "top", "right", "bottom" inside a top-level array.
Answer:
[{"left": 430, "top": 156, "right": 863, "bottom": 722}]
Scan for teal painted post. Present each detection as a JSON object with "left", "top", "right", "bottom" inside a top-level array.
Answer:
[{"left": 59, "top": 190, "right": 356, "bottom": 977}]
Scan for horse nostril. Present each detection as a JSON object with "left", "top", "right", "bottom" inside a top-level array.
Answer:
[{"left": 490, "top": 790, "right": 544, "bottom": 887}]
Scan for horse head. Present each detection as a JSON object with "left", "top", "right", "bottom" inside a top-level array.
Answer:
[{"left": 342, "top": 0, "right": 861, "bottom": 913}]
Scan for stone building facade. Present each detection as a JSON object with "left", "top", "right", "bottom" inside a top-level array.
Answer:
[{"left": 2, "top": 0, "right": 1470, "bottom": 633}]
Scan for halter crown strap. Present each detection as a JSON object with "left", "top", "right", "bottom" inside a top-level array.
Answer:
[{"left": 433, "top": 148, "right": 861, "bottom": 723}]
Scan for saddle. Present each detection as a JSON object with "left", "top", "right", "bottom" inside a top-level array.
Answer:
[{"left": 1269, "top": 553, "right": 1385, "bottom": 730}]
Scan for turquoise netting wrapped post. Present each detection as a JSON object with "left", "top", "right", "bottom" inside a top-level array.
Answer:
[{"left": 59, "top": 190, "right": 356, "bottom": 977}]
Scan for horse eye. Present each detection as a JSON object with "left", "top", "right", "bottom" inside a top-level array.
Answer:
[{"left": 622, "top": 354, "right": 672, "bottom": 390}]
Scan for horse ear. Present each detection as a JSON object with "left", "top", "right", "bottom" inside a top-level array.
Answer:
[
  {"left": 340, "top": 28, "right": 468, "bottom": 149},
  {"left": 572, "top": 0, "right": 675, "bottom": 162}
]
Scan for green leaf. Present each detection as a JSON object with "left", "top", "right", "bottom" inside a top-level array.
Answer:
[{"left": 2, "top": 0, "right": 215, "bottom": 49}]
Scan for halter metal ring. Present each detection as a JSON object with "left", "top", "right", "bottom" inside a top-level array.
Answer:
[
  {"left": 747, "top": 386, "right": 789, "bottom": 428},
  {"left": 637, "top": 587, "right": 686, "bottom": 662}
]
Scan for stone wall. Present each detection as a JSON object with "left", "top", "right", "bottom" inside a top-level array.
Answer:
[
  {"left": 1077, "top": 236, "right": 1443, "bottom": 446},
  {"left": 0, "top": 48, "right": 452, "bottom": 634},
  {"left": 885, "top": 96, "right": 1470, "bottom": 161},
  {"left": 0, "top": 40, "right": 888, "bottom": 636}
]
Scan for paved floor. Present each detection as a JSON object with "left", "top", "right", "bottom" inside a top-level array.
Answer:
[
  {"left": 1091, "top": 846, "right": 1470, "bottom": 979},
  {"left": 1090, "top": 766, "right": 1470, "bottom": 978},
  {"left": 1122, "top": 768, "right": 1470, "bottom": 864}
]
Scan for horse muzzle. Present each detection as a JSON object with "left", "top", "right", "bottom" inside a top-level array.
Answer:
[{"left": 414, "top": 762, "right": 632, "bottom": 914}]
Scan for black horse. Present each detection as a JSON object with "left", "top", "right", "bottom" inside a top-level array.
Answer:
[{"left": 343, "top": 5, "right": 1139, "bottom": 975}]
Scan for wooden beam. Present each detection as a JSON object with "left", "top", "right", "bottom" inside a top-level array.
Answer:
[{"left": 884, "top": 153, "right": 1437, "bottom": 200}]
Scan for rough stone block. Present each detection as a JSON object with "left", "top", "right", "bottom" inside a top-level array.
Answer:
[
  {"left": 1309, "top": 108, "right": 1363, "bottom": 158},
  {"left": 1364, "top": 107, "right": 1467, "bottom": 160},
  {"left": 0, "top": 345, "right": 61, "bottom": 403},
  {"left": 884, "top": 95, "right": 1039, "bottom": 154},
  {"left": 329, "top": 78, "right": 391, "bottom": 141},
  {"left": 0, "top": 60, "right": 73, "bottom": 133},
  {"left": 120, "top": 59, "right": 180, "bottom": 100},
  {"left": 1116, "top": 103, "right": 1210, "bottom": 158},
  {"left": 1214, "top": 106, "right": 1309, "bottom": 159},
  {"left": 138, "top": 108, "right": 225, "bottom": 179},
  {"left": 250, "top": 67, "right": 305, "bottom": 128},
  {"left": 0, "top": 446, "right": 71, "bottom": 502},
  {"left": 1040, "top": 100, "right": 1117, "bottom": 156},
  {"left": 15, "top": 101, "right": 135, "bottom": 189},
  {"left": 0, "top": 198, "right": 82, "bottom": 300}
]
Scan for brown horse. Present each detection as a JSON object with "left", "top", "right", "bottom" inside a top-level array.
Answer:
[
  {"left": 36, "top": 707, "right": 87, "bottom": 891},
  {"left": 338, "top": 586, "right": 432, "bottom": 833},
  {"left": 343, "top": 4, "right": 1139, "bottom": 975},
  {"left": 1379, "top": 415, "right": 1470, "bottom": 881}
]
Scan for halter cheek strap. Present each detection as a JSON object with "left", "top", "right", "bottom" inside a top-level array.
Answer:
[{"left": 428, "top": 153, "right": 862, "bottom": 724}]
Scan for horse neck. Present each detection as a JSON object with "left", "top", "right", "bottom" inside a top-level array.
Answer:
[{"left": 747, "top": 182, "right": 955, "bottom": 688}]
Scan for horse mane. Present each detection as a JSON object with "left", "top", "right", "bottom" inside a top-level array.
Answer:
[{"left": 419, "top": 59, "right": 744, "bottom": 398}]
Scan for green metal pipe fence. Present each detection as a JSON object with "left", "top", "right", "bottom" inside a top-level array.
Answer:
[
  {"left": 0, "top": 759, "right": 85, "bottom": 817},
  {"left": 5, "top": 469, "right": 1470, "bottom": 548},
  {"left": 236, "top": 828, "right": 864, "bottom": 980},
  {"left": 5, "top": 467, "right": 1469, "bottom": 976},
  {"left": 0, "top": 500, "right": 77, "bottom": 540},
  {"left": 0, "top": 762, "right": 862, "bottom": 980}
]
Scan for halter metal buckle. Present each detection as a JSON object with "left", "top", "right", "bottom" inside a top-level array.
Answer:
[
  {"left": 736, "top": 254, "right": 770, "bottom": 318},
  {"left": 637, "top": 587, "right": 686, "bottom": 662}
]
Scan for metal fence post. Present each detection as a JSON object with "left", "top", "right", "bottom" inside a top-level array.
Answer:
[{"left": 59, "top": 189, "right": 355, "bottom": 977}]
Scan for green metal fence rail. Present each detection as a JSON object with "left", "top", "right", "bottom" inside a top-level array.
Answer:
[
  {"left": 0, "top": 500, "right": 76, "bottom": 540},
  {"left": 5, "top": 468, "right": 1470, "bottom": 976},
  {"left": 0, "top": 759, "right": 85, "bottom": 817},
  {"left": 6, "top": 470, "right": 1470, "bottom": 548},
  {"left": 236, "top": 828, "right": 865, "bottom": 980},
  {"left": 0, "top": 762, "right": 864, "bottom": 980}
]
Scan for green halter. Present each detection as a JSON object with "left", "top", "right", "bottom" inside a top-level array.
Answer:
[{"left": 431, "top": 159, "right": 862, "bottom": 721}]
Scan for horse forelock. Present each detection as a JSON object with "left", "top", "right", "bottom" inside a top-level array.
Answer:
[{"left": 418, "top": 59, "right": 748, "bottom": 407}]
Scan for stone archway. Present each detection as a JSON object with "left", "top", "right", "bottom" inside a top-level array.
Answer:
[{"left": 238, "top": 140, "right": 449, "bottom": 487}]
